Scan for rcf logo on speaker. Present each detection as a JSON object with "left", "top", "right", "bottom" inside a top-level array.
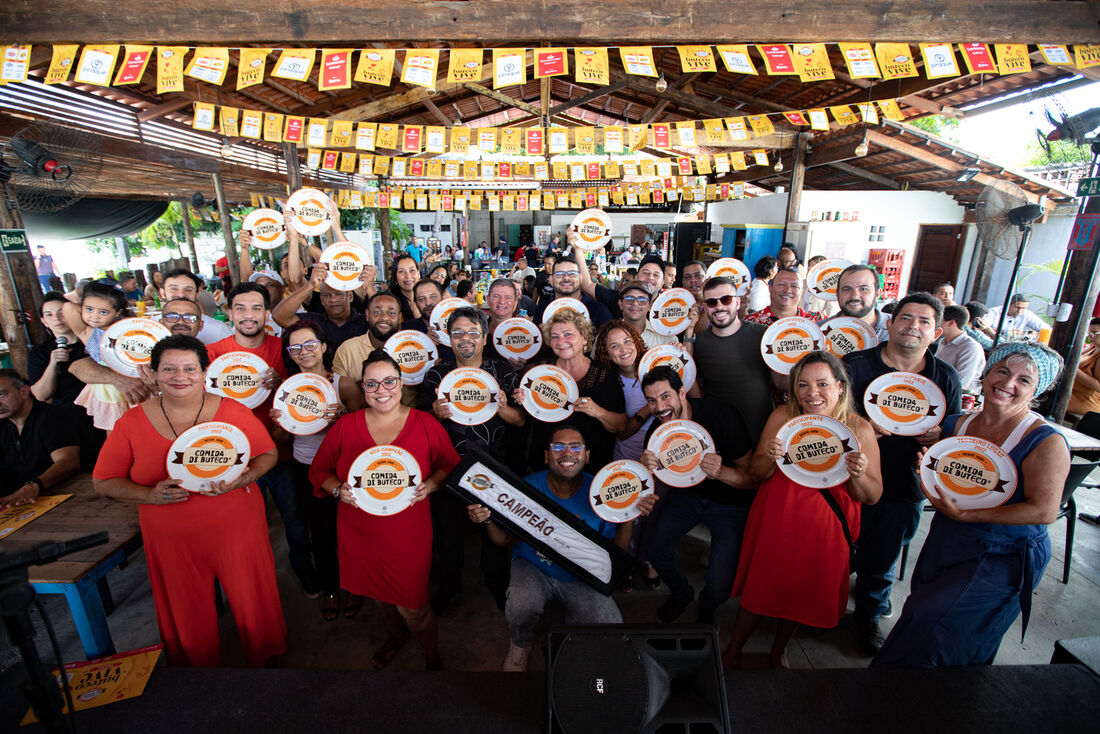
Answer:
[{"left": 590, "top": 676, "right": 607, "bottom": 695}]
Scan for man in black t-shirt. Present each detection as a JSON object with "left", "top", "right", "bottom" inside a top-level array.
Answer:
[
  {"left": 533, "top": 252, "right": 556, "bottom": 305},
  {"left": 640, "top": 367, "right": 756, "bottom": 625}
]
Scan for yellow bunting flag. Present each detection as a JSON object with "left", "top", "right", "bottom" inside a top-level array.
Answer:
[
  {"left": 271, "top": 48, "right": 316, "bottom": 81},
  {"left": 534, "top": 48, "right": 568, "bottom": 78},
  {"left": 236, "top": 48, "right": 271, "bottom": 90},
  {"left": 384, "top": 154, "right": 401, "bottom": 175},
  {"left": 355, "top": 48, "right": 395, "bottom": 86},
  {"left": 675, "top": 120, "right": 697, "bottom": 147},
  {"left": 919, "top": 43, "right": 959, "bottom": 79},
  {"left": 156, "top": 47, "right": 187, "bottom": 93},
  {"left": 958, "top": 43, "right": 997, "bottom": 74},
  {"left": 447, "top": 48, "right": 483, "bottom": 83},
  {"left": 747, "top": 115, "right": 775, "bottom": 136},
  {"left": 601, "top": 125, "right": 622, "bottom": 152},
  {"left": 318, "top": 49, "right": 352, "bottom": 91},
  {"left": 752, "top": 150, "right": 769, "bottom": 167},
  {"left": 478, "top": 128, "right": 498, "bottom": 153},
  {"left": 112, "top": 45, "right": 153, "bottom": 85},
  {"left": 1074, "top": 45, "right": 1100, "bottom": 69},
  {"left": 652, "top": 123, "right": 672, "bottom": 148},
  {"left": 373, "top": 156, "right": 389, "bottom": 175},
  {"left": 837, "top": 43, "right": 879, "bottom": 78},
  {"left": 995, "top": 45, "right": 1031, "bottom": 75},
  {"left": 713, "top": 153, "right": 729, "bottom": 174},
  {"left": 462, "top": 160, "right": 477, "bottom": 179},
  {"left": 702, "top": 118, "right": 726, "bottom": 144},
  {"left": 303, "top": 118, "right": 326, "bottom": 147},
  {"left": 875, "top": 43, "right": 918, "bottom": 79},
  {"left": 240, "top": 109, "right": 262, "bottom": 139},
  {"left": 830, "top": 106, "right": 859, "bottom": 126},
  {"left": 783, "top": 111, "right": 808, "bottom": 126},
  {"left": 263, "top": 113, "right": 284, "bottom": 142},
  {"left": 355, "top": 122, "right": 376, "bottom": 150},
  {"left": 730, "top": 152, "right": 747, "bottom": 171},
  {"left": 877, "top": 99, "right": 905, "bottom": 122},
  {"left": 305, "top": 149, "right": 321, "bottom": 169},
  {"left": 401, "top": 49, "right": 439, "bottom": 88},
  {"left": 426, "top": 159, "right": 442, "bottom": 178},
  {"left": 533, "top": 161, "right": 548, "bottom": 179},
  {"left": 402, "top": 125, "right": 423, "bottom": 153},
  {"left": 498, "top": 162, "right": 513, "bottom": 181},
  {"left": 575, "top": 127, "right": 597, "bottom": 154},
  {"left": 74, "top": 44, "right": 120, "bottom": 86},
  {"left": 339, "top": 153, "right": 357, "bottom": 173},
  {"left": 492, "top": 48, "right": 526, "bottom": 88},
  {"left": 552, "top": 161, "right": 569, "bottom": 180},
  {"left": 856, "top": 103, "right": 879, "bottom": 124},
  {"left": 219, "top": 107, "right": 239, "bottom": 137},
  {"left": 628, "top": 125, "right": 648, "bottom": 150},
  {"left": 695, "top": 156, "right": 712, "bottom": 175},
  {"left": 792, "top": 43, "right": 835, "bottom": 82},
  {"left": 356, "top": 151, "right": 371, "bottom": 172},
  {"left": 724, "top": 117, "right": 749, "bottom": 140},
  {"left": 678, "top": 46, "right": 717, "bottom": 73},
  {"left": 192, "top": 102, "right": 215, "bottom": 131},
  {"left": 283, "top": 116, "right": 305, "bottom": 143},
  {"left": 185, "top": 47, "right": 229, "bottom": 85},
  {"left": 450, "top": 127, "right": 471, "bottom": 153},
  {"left": 605, "top": 161, "right": 620, "bottom": 178},
  {"left": 1037, "top": 45, "right": 1073, "bottom": 66},
  {"left": 808, "top": 109, "right": 830, "bottom": 131},
  {"left": 619, "top": 47, "right": 657, "bottom": 77},
  {"left": 425, "top": 126, "right": 446, "bottom": 154},
  {"left": 44, "top": 45, "right": 78, "bottom": 84},
  {"left": 548, "top": 127, "right": 569, "bottom": 154},
  {"left": 574, "top": 47, "right": 610, "bottom": 85},
  {"left": 756, "top": 44, "right": 797, "bottom": 75},
  {"left": 715, "top": 45, "right": 757, "bottom": 75},
  {"left": 501, "top": 128, "right": 522, "bottom": 154},
  {"left": 330, "top": 120, "right": 354, "bottom": 147},
  {"left": 525, "top": 127, "right": 544, "bottom": 155}
]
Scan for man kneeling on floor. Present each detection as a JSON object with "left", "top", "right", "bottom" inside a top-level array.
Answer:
[{"left": 467, "top": 425, "right": 656, "bottom": 671}]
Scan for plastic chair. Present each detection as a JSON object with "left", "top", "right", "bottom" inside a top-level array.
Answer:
[{"left": 1076, "top": 411, "right": 1100, "bottom": 440}]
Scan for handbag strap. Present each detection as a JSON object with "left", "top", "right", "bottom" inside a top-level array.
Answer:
[{"left": 818, "top": 488, "right": 854, "bottom": 554}]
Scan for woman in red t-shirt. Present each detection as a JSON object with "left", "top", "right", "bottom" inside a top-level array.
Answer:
[{"left": 93, "top": 334, "right": 286, "bottom": 668}]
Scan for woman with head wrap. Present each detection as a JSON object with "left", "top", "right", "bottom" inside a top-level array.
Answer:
[{"left": 873, "top": 342, "right": 1070, "bottom": 668}]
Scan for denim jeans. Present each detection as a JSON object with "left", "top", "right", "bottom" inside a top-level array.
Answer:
[
  {"left": 853, "top": 498, "right": 924, "bottom": 621},
  {"left": 644, "top": 489, "right": 749, "bottom": 616},
  {"left": 291, "top": 460, "right": 339, "bottom": 595},
  {"left": 257, "top": 460, "right": 313, "bottom": 585},
  {"left": 505, "top": 557, "right": 622, "bottom": 647}
]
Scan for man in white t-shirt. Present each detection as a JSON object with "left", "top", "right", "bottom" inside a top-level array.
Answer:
[
  {"left": 160, "top": 269, "right": 234, "bottom": 345},
  {"left": 937, "top": 304, "right": 986, "bottom": 392}
]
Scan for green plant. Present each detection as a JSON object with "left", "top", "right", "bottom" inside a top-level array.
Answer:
[{"left": 907, "top": 115, "right": 961, "bottom": 143}]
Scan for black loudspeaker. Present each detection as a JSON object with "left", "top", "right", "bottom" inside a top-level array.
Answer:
[{"left": 546, "top": 624, "right": 730, "bottom": 734}]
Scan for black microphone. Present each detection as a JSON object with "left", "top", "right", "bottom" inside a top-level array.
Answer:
[{"left": 55, "top": 335, "right": 67, "bottom": 349}]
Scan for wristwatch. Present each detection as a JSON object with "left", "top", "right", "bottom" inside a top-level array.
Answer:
[{"left": 683, "top": 335, "right": 696, "bottom": 344}]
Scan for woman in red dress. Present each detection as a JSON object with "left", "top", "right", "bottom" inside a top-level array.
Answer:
[
  {"left": 723, "top": 351, "right": 882, "bottom": 668},
  {"left": 310, "top": 351, "right": 460, "bottom": 670},
  {"left": 93, "top": 334, "right": 286, "bottom": 667}
]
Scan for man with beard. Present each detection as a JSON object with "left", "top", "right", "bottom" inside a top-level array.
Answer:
[
  {"left": 744, "top": 268, "right": 821, "bottom": 326},
  {"left": 332, "top": 292, "right": 403, "bottom": 384},
  {"left": 467, "top": 426, "right": 653, "bottom": 671},
  {"left": 421, "top": 307, "right": 525, "bottom": 612},
  {"left": 574, "top": 242, "right": 666, "bottom": 319},
  {"left": 822, "top": 264, "right": 891, "bottom": 342},
  {"left": 664, "top": 261, "right": 678, "bottom": 291},
  {"left": 681, "top": 259, "right": 709, "bottom": 336},
  {"left": 639, "top": 366, "right": 755, "bottom": 624},
  {"left": 618, "top": 281, "right": 676, "bottom": 349},
  {"left": 160, "top": 269, "right": 234, "bottom": 345},
  {"left": 400, "top": 279, "right": 454, "bottom": 363},
  {"left": 532, "top": 257, "right": 612, "bottom": 328},
  {"left": 271, "top": 263, "right": 368, "bottom": 352},
  {"left": 842, "top": 292, "right": 961, "bottom": 655}
]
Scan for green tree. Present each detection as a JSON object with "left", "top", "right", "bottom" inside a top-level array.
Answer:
[
  {"left": 1026, "top": 138, "right": 1094, "bottom": 166},
  {"left": 907, "top": 115, "right": 962, "bottom": 142}
]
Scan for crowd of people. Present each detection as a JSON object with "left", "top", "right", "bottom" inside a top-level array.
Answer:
[{"left": 2, "top": 222, "right": 1073, "bottom": 673}]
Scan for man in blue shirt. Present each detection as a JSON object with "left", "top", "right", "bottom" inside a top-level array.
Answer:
[
  {"left": 467, "top": 426, "right": 653, "bottom": 671},
  {"left": 406, "top": 239, "right": 423, "bottom": 264}
]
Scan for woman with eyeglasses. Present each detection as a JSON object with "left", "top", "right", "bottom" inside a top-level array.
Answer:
[
  {"left": 270, "top": 320, "right": 362, "bottom": 622},
  {"left": 310, "top": 351, "right": 460, "bottom": 670}
]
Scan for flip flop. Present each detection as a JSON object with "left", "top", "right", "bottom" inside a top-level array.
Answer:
[
  {"left": 371, "top": 629, "right": 411, "bottom": 670},
  {"left": 321, "top": 594, "right": 340, "bottom": 622},
  {"left": 343, "top": 593, "right": 365, "bottom": 619}
]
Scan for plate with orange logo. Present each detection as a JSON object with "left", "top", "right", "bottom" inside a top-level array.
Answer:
[
  {"left": 206, "top": 352, "right": 272, "bottom": 409},
  {"left": 821, "top": 316, "right": 879, "bottom": 358},
  {"left": 319, "top": 242, "right": 370, "bottom": 292},
  {"left": 646, "top": 419, "right": 715, "bottom": 488},
  {"left": 166, "top": 421, "right": 251, "bottom": 492},
  {"left": 541, "top": 297, "right": 590, "bottom": 325},
  {"left": 776, "top": 414, "right": 857, "bottom": 487},
  {"left": 637, "top": 344, "right": 696, "bottom": 392},
  {"left": 920, "top": 435, "right": 1017, "bottom": 510},
  {"left": 589, "top": 459, "right": 654, "bottom": 522},
  {"left": 242, "top": 208, "right": 287, "bottom": 250},
  {"left": 649, "top": 288, "right": 696, "bottom": 336},
  {"left": 806, "top": 258, "right": 853, "bottom": 302},
  {"left": 569, "top": 208, "right": 613, "bottom": 251},
  {"left": 704, "top": 258, "right": 751, "bottom": 296},
  {"left": 438, "top": 367, "right": 500, "bottom": 426},
  {"left": 493, "top": 317, "right": 542, "bottom": 361},
  {"left": 863, "top": 371, "right": 946, "bottom": 436},
  {"left": 101, "top": 317, "right": 171, "bottom": 377},
  {"left": 521, "top": 364, "right": 579, "bottom": 422},
  {"left": 429, "top": 297, "right": 470, "bottom": 347},
  {"left": 286, "top": 187, "right": 334, "bottom": 236},
  {"left": 347, "top": 445, "right": 422, "bottom": 516},
  {"left": 272, "top": 373, "right": 339, "bottom": 435},
  {"left": 761, "top": 317, "right": 825, "bottom": 375},
  {"left": 384, "top": 330, "right": 438, "bottom": 385}
]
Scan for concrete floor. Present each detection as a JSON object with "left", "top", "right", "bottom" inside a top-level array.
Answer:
[{"left": 4, "top": 474, "right": 1100, "bottom": 680}]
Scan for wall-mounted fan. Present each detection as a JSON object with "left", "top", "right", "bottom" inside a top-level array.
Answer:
[{"left": 0, "top": 121, "right": 102, "bottom": 213}]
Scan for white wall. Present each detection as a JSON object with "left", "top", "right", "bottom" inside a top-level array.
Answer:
[{"left": 549, "top": 211, "right": 676, "bottom": 252}]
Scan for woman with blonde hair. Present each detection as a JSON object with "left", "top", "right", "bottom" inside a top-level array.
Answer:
[{"left": 723, "top": 351, "right": 882, "bottom": 668}]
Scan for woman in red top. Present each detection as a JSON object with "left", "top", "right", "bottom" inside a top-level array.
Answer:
[
  {"left": 310, "top": 351, "right": 460, "bottom": 671},
  {"left": 93, "top": 334, "right": 286, "bottom": 668}
]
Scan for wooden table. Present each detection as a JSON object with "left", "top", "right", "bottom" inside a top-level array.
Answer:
[
  {"left": 1, "top": 474, "right": 142, "bottom": 660},
  {"left": 1048, "top": 421, "right": 1100, "bottom": 457}
]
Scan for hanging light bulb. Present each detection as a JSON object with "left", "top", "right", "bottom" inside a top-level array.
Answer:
[
  {"left": 773, "top": 158, "right": 784, "bottom": 173},
  {"left": 219, "top": 136, "right": 234, "bottom": 159},
  {"left": 854, "top": 141, "right": 869, "bottom": 157},
  {"left": 655, "top": 73, "right": 667, "bottom": 93}
]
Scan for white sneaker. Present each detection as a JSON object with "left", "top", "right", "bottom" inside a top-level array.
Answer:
[{"left": 502, "top": 640, "right": 531, "bottom": 672}]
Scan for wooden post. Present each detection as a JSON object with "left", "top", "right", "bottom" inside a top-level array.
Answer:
[
  {"left": 0, "top": 186, "right": 45, "bottom": 372},
  {"left": 782, "top": 132, "right": 809, "bottom": 243},
  {"left": 283, "top": 142, "right": 303, "bottom": 191},
  {"left": 210, "top": 171, "right": 240, "bottom": 285},
  {"left": 178, "top": 200, "right": 199, "bottom": 272},
  {"left": 378, "top": 207, "right": 392, "bottom": 273}
]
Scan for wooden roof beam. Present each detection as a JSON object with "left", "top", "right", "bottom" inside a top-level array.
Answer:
[
  {"left": 547, "top": 79, "right": 628, "bottom": 117},
  {"left": 827, "top": 161, "right": 901, "bottom": 189},
  {"left": 136, "top": 97, "right": 194, "bottom": 122},
  {"left": 461, "top": 82, "right": 542, "bottom": 117}
]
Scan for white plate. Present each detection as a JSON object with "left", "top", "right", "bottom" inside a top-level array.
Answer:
[
  {"left": 541, "top": 297, "right": 590, "bottom": 324},
  {"left": 492, "top": 317, "right": 542, "bottom": 361},
  {"left": 286, "top": 188, "right": 334, "bottom": 236},
  {"left": 521, "top": 364, "right": 579, "bottom": 422},
  {"left": 863, "top": 371, "right": 946, "bottom": 436},
  {"left": 589, "top": 459, "right": 654, "bottom": 523},
  {"left": 101, "top": 317, "right": 171, "bottom": 378},
  {"left": 272, "top": 372, "right": 338, "bottom": 435},
  {"left": 242, "top": 208, "right": 287, "bottom": 250},
  {"left": 428, "top": 297, "right": 470, "bottom": 347},
  {"left": 437, "top": 367, "right": 501, "bottom": 426},
  {"left": 569, "top": 208, "right": 614, "bottom": 251},
  {"left": 347, "top": 445, "right": 422, "bottom": 516},
  {"left": 649, "top": 288, "right": 696, "bottom": 336},
  {"left": 264, "top": 317, "right": 283, "bottom": 337},
  {"left": 921, "top": 435, "right": 1017, "bottom": 510},
  {"left": 760, "top": 317, "right": 825, "bottom": 375},
  {"left": 384, "top": 330, "right": 438, "bottom": 385},
  {"left": 705, "top": 258, "right": 751, "bottom": 296},
  {"left": 646, "top": 419, "right": 715, "bottom": 488},
  {"left": 637, "top": 344, "right": 696, "bottom": 392},
  {"left": 805, "top": 258, "right": 854, "bottom": 302},
  {"left": 206, "top": 351, "right": 272, "bottom": 409},
  {"left": 166, "top": 421, "right": 251, "bottom": 492},
  {"left": 319, "top": 242, "right": 370, "bottom": 292},
  {"left": 776, "top": 414, "right": 857, "bottom": 488},
  {"left": 821, "top": 316, "right": 879, "bottom": 358}
]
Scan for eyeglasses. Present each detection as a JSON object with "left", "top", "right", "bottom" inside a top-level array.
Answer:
[
  {"left": 162, "top": 312, "right": 198, "bottom": 324},
  {"left": 553, "top": 271, "right": 580, "bottom": 280},
  {"left": 549, "top": 442, "right": 586, "bottom": 453},
  {"left": 621, "top": 295, "right": 650, "bottom": 305},
  {"left": 362, "top": 376, "right": 400, "bottom": 391},
  {"left": 703, "top": 294, "right": 735, "bottom": 309},
  {"left": 449, "top": 330, "right": 483, "bottom": 340},
  {"left": 286, "top": 339, "right": 322, "bottom": 356}
]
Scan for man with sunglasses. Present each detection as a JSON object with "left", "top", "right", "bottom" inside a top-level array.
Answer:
[
  {"left": 159, "top": 297, "right": 204, "bottom": 338},
  {"left": 572, "top": 236, "right": 666, "bottom": 319},
  {"left": 532, "top": 257, "right": 612, "bottom": 329},
  {"left": 619, "top": 281, "right": 676, "bottom": 349}
]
